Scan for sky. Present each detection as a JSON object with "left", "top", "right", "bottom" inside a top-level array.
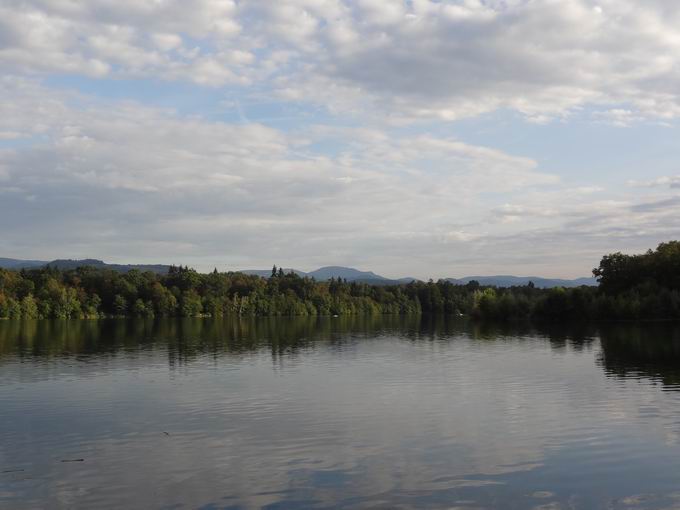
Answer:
[{"left": 1, "top": 0, "right": 680, "bottom": 279}]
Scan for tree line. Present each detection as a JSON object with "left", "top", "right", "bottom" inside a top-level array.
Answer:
[{"left": 1, "top": 242, "right": 680, "bottom": 321}]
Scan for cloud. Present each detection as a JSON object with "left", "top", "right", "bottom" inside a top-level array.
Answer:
[
  {"left": 2, "top": 2, "right": 680, "bottom": 277},
  {"left": 631, "top": 196, "right": 680, "bottom": 213},
  {"left": 263, "top": 0, "right": 680, "bottom": 122},
  {"left": 0, "top": 0, "right": 246, "bottom": 84},
  {"left": 0, "top": 78, "right": 572, "bottom": 275},
  {"left": 2, "top": 1, "right": 680, "bottom": 122},
  {"left": 2, "top": 78, "right": 679, "bottom": 277},
  {"left": 628, "top": 175, "right": 680, "bottom": 189},
  {"left": 594, "top": 109, "right": 646, "bottom": 127}
]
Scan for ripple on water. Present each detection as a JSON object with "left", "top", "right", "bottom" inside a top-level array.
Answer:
[{"left": 2, "top": 318, "right": 680, "bottom": 509}]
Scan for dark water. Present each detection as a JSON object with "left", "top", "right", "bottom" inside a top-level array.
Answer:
[{"left": 2, "top": 317, "right": 680, "bottom": 510}]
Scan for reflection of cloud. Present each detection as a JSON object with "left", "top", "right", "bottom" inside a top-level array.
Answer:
[{"left": 4, "top": 320, "right": 680, "bottom": 507}]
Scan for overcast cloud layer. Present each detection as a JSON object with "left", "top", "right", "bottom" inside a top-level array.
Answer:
[{"left": 2, "top": 0, "right": 680, "bottom": 278}]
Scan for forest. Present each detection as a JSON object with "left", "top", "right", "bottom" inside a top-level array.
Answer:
[{"left": 0, "top": 241, "right": 679, "bottom": 321}]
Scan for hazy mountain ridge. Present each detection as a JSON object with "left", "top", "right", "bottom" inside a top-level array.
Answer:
[
  {"left": 242, "top": 266, "right": 418, "bottom": 285},
  {"left": 0, "top": 258, "right": 46, "bottom": 269},
  {"left": 0, "top": 258, "right": 171, "bottom": 274},
  {"left": 448, "top": 275, "right": 598, "bottom": 288},
  {"left": 48, "top": 259, "right": 173, "bottom": 274},
  {"left": 241, "top": 268, "right": 306, "bottom": 278},
  {"left": 0, "top": 258, "right": 597, "bottom": 287},
  {"left": 308, "top": 266, "right": 387, "bottom": 281},
  {"left": 240, "top": 266, "right": 595, "bottom": 287}
]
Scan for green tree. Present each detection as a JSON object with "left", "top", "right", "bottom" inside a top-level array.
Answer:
[
  {"left": 180, "top": 290, "right": 203, "bottom": 317},
  {"left": 113, "top": 294, "right": 127, "bottom": 316},
  {"left": 20, "top": 295, "right": 39, "bottom": 319}
]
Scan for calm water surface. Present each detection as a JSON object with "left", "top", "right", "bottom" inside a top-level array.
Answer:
[{"left": 2, "top": 317, "right": 680, "bottom": 509}]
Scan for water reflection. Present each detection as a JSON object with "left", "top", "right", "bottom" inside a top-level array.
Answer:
[
  {"left": 0, "top": 316, "right": 605, "bottom": 360},
  {"left": 1, "top": 317, "right": 680, "bottom": 509},
  {"left": 597, "top": 323, "right": 680, "bottom": 389}
]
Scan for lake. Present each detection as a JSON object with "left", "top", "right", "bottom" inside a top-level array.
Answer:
[{"left": 2, "top": 317, "right": 680, "bottom": 509}]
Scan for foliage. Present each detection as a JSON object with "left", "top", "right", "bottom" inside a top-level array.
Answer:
[{"left": 0, "top": 242, "right": 679, "bottom": 321}]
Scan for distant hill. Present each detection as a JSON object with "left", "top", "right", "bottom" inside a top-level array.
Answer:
[
  {"left": 0, "top": 257, "right": 46, "bottom": 269},
  {"left": 0, "top": 258, "right": 597, "bottom": 287},
  {"left": 46, "top": 259, "right": 172, "bottom": 274},
  {"left": 238, "top": 266, "right": 595, "bottom": 287},
  {"left": 242, "top": 266, "right": 418, "bottom": 285},
  {"left": 447, "top": 275, "right": 597, "bottom": 288},
  {"left": 307, "top": 266, "right": 387, "bottom": 281},
  {"left": 241, "top": 268, "right": 306, "bottom": 278},
  {"left": 352, "top": 277, "right": 420, "bottom": 286},
  {"left": 0, "top": 258, "right": 171, "bottom": 274}
]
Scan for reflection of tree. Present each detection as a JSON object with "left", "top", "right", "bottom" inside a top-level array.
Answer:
[
  {"left": 6, "top": 318, "right": 679, "bottom": 389},
  {"left": 0, "top": 319, "right": 158, "bottom": 358},
  {"left": 0, "top": 316, "right": 425, "bottom": 366},
  {"left": 597, "top": 323, "right": 680, "bottom": 388},
  {"left": 0, "top": 316, "right": 600, "bottom": 365}
]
